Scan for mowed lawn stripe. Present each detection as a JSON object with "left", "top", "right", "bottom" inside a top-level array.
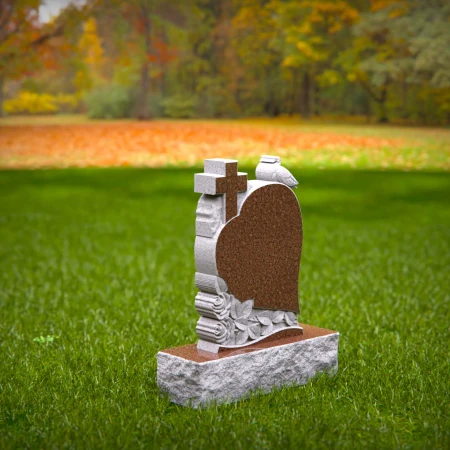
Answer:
[{"left": 0, "top": 167, "right": 449, "bottom": 449}]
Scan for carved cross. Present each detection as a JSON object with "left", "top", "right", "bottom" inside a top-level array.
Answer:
[{"left": 195, "top": 159, "right": 248, "bottom": 222}]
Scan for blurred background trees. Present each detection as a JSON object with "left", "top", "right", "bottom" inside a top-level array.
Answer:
[{"left": 1, "top": 0, "right": 449, "bottom": 124}]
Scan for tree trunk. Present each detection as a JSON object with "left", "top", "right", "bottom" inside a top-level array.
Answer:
[
  {"left": 301, "top": 71, "right": 311, "bottom": 119},
  {"left": 138, "top": 62, "right": 150, "bottom": 120},
  {"left": 288, "top": 69, "right": 297, "bottom": 116},
  {"left": 159, "top": 28, "right": 168, "bottom": 98},
  {"left": 377, "top": 84, "right": 388, "bottom": 123},
  {"left": 312, "top": 76, "right": 319, "bottom": 116},
  {"left": 0, "top": 74, "right": 4, "bottom": 117},
  {"left": 359, "top": 78, "right": 389, "bottom": 123},
  {"left": 263, "top": 69, "right": 279, "bottom": 117},
  {"left": 365, "top": 99, "right": 371, "bottom": 124},
  {"left": 138, "top": 10, "right": 152, "bottom": 120},
  {"left": 401, "top": 79, "right": 408, "bottom": 119}
]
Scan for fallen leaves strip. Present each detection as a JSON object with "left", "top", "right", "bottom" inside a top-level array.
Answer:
[{"left": 0, "top": 121, "right": 446, "bottom": 170}]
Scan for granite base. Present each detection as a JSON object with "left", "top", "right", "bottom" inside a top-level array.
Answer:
[{"left": 157, "top": 324, "right": 339, "bottom": 407}]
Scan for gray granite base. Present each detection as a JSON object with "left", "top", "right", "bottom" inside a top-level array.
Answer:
[{"left": 157, "top": 329, "right": 339, "bottom": 407}]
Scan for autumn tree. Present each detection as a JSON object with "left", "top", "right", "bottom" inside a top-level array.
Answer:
[
  {"left": 74, "top": 17, "right": 105, "bottom": 95},
  {"left": 0, "top": 1, "right": 50, "bottom": 115},
  {"left": 3, "top": 0, "right": 448, "bottom": 123},
  {"left": 271, "top": 0, "right": 359, "bottom": 118},
  {"left": 0, "top": 0, "right": 88, "bottom": 116},
  {"left": 230, "top": 0, "right": 282, "bottom": 116},
  {"left": 94, "top": 0, "right": 185, "bottom": 120}
]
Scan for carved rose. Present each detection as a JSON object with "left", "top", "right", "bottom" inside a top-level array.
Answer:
[
  {"left": 213, "top": 321, "right": 229, "bottom": 343},
  {"left": 198, "top": 293, "right": 298, "bottom": 346},
  {"left": 214, "top": 293, "right": 231, "bottom": 318}
]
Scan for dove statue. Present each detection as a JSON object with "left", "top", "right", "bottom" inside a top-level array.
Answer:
[{"left": 255, "top": 155, "right": 298, "bottom": 189}]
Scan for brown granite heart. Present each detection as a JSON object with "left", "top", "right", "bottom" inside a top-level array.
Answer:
[{"left": 216, "top": 183, "right": 302, "bottom": 312}]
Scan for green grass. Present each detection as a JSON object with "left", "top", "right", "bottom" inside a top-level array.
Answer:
[{"left": 0, "top": 167, "right": 449, "bottom": 449}]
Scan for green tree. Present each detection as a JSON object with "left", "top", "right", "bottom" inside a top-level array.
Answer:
[
  {"left": 347, "top": 0, "right": 450, "bottom": 122},
  {"left": 231, "top": 0, "right": 282, "bottom": 116}
]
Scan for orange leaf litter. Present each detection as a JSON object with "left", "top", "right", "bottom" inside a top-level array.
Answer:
[{"left": 0, "top": 122, "right": 403, "bottom": 169}]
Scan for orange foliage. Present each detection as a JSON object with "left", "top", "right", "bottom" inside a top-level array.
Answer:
[
  {"left": 370, "top": 0, "right": 407, "bottom": 13},
  {"left": 148, "top": 38, "right": 177, "bottom": 64},
  {"left": 0, "top": 122, "right": 405, "bottom": 169}
]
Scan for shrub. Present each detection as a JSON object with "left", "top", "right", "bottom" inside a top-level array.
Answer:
[
  {"left": 84, "top": 85, "right": 133, "bottom": 119},
  {"left": 161, "top": 94, "right": 197, "bottom": 118},
  {"left": 55, "top": 94, "right": 78, "bottom": 113},
  {"left": 5, "top": 91, "right": 57, "bottom": 114},
  {"left": 4, "top": 91, "right": 78, "bottom": 115},
  {"left": 147, "top": 92, "right": 164, "bottom": 118}
]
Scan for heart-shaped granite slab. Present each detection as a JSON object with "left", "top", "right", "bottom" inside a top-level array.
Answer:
[{"left": 216, "top": 183, "right": 302, "bottom": 312}]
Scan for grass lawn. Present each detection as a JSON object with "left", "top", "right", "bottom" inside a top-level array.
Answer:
[{"left": 0, "top": 166, "right": 449, "bottom": 449}]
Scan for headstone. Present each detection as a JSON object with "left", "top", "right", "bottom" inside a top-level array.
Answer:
[{"left": 157, "top": 156, "right": 339, "bottom": 407}]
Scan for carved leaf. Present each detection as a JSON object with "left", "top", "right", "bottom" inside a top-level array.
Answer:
[
  {"left": 272, "top": 310, "right": 285, "bottom": 323},
  {"left": 238, "top": 299, "right": 254, "bottom": 319},
  {"left": 230, "top": 297, "right": 240, "bottom": 319},
  {"left": 258, "top": 316, "right": 271, "bottom": 326},
  {"left": 257, "top": 310, "right": 273, "bottom": 320},
  {"left": 225, "top": 318, "right": 235, "bottom": 335},
  {"left": 261, "top": 322, "right": 274, "bottom": 336},
  {"left": 248, "top": 323, "right": 261, "bottom": 340},
  {"left": 285, "top": 312, "right": 297, "bottom": 326},
  {"left": 227, "top": 330, "right": 236, "bottom": 345},
  {"left": 235, "top": 318, "right": 249, "bottom": 331},
  {"left": 235, "top": 329, "right": 249, "bottom": 345}
]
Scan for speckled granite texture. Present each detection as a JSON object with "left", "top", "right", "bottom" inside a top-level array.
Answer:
[
  {"left": 216, "top": 183, "right": 302, "bottom": 312},
  {"left": 157, "top": 327, "right": 339, "bottom": 407}
]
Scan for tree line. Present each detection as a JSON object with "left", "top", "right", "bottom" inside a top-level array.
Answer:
[{"left": 1, "top": 0, "right": 449, "bottom": 124}]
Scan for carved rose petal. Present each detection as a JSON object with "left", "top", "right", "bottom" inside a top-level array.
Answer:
[
  {"left": 213, "top": 322, "right": 228, "bottom": 343},
  {"left": 213, "top": 294, "right": 228, "bottom": 315}
]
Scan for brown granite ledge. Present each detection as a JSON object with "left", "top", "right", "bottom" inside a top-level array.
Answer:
[{"left": 159, "top": 324, "right": 338, "bottom": 363}]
